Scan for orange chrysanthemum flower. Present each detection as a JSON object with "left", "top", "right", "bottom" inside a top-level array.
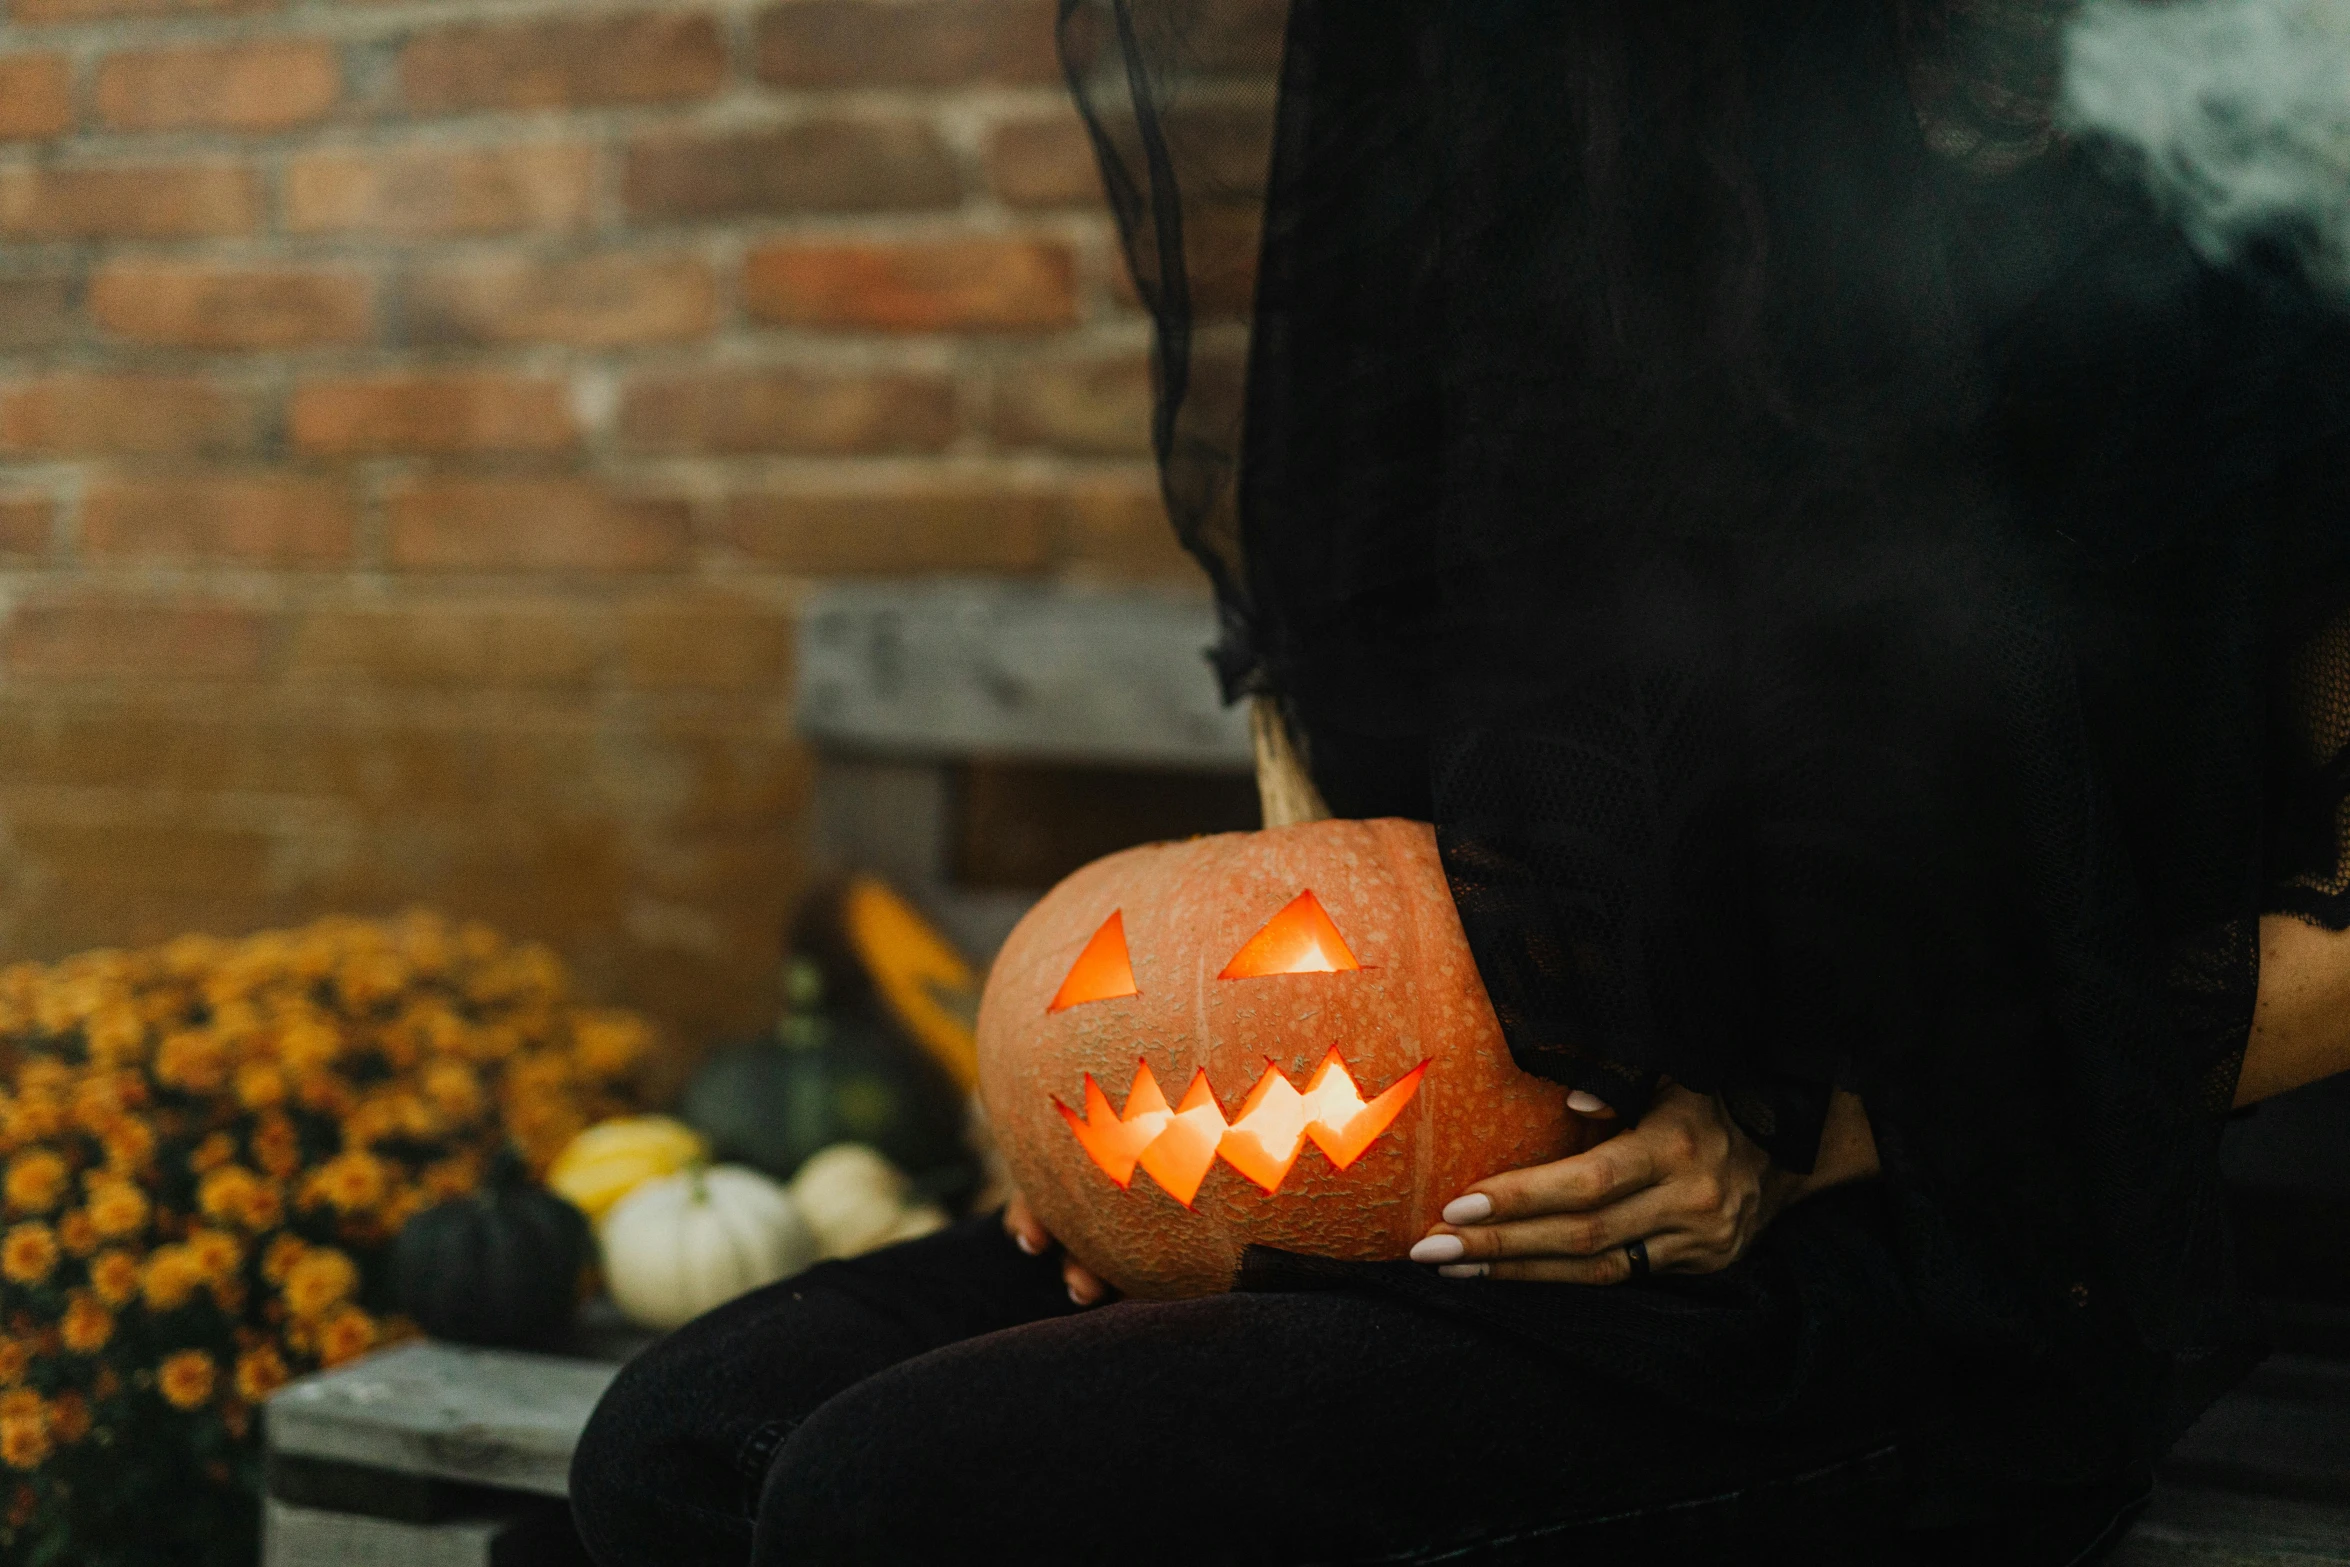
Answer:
[
  {"left": 301, "top": 1150, "right": 388, "bottom": 1216},
  {"left": 0, "top": 1412, "right": 49, "bottom": 1471},
  {"left": 59, "top": 1294, "right": 111, "bottom": 1355},
  {"left": 140, "top": 1246, "right": 205, "bottom": 1313},
  {"left": 250, "top": 1115, "right": 301, "bottom": 1180},
  {"left": 0, "top": 1340, "right": 26, "bottom": 1387},
  {"left": 234, "top": 1062, "right": 287, "bottom": 1112},
  {"left": 316, "top": 1307, "right": 377, "bottom": 1369},
  {"left": 185, "top": 1228, "right": 242, "bottom": 1283},
  {"left": 84, "top": 1179, "right": 148, "bottom": 1239},
  {"left": 3, "top": 1151, "right": 66, "bottom": 1214},
  {"left": 281, "top": 1247, "right": 358, "bottom": 1320},
  {"left": 56, "top": 1208, "right": 97, "bottom": 1258},
  {"left": 0, "top": 1224, "right": 57, "bottom": 1286},
  {"left": 233, "top": 1344, "right": 289, "bottom": 1403},
  {"left": 260, "top": 1234, "right": 306, "bottom": 1285},
  {"left": 189, "top": 1131, "right": 236, "bottom": 1174},
  {"left": 88, "top": 1249, "right": 139, "bottom": 1307},
  {"left": 157, "top": 1349, "right": 215, "bottom": 1411}
]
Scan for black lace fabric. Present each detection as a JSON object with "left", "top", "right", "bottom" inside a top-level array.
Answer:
[{"left": 1064, "top": 0, "right": 2350, "bottom": 1518}]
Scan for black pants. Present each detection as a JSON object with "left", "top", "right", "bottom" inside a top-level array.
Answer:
[{"left": 569, "top": 1217, "right": 2136, "bottom": 1566}]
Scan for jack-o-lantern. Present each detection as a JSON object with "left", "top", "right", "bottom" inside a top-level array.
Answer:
[{"left": 978, "top": 818, "right": 1584, "bottom": 1298}]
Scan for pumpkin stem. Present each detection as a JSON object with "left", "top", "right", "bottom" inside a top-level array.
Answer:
[{"left": 487, "top": 1143, "right": 532, "bottom": 1192}]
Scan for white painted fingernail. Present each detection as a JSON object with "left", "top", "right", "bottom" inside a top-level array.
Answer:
[
  {"left": 1014, "top": 1231, "right": 1041, "bottom": 1256},
  {"left": 1442, "top": 1193, "right": 1493, "bottom": 1225},
  {"left": 1410, "top": 1234, "right": 1467, "bottom": 1264},
  {"left": 1568, "top": 1091, "right": 1609, "bottom": 1114},
  {"left": 1437, "top": 1263, "right": 1491, "bottom": 1279},
  {"left": 1068, "top": 1282, "right": 1090, "bottom": 1305}
]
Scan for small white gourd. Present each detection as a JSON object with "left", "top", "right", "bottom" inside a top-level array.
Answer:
[
  {"left": 601, "top": 1164, "right": 817, "bottom": 1331},
  {"left": 791, "top": 1143, "right": 911, "bottom": 1259}
]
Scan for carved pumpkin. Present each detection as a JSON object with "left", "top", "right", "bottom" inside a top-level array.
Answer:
[{"left": 978, "top": 818, "right": 1584, "bottom": 1298}]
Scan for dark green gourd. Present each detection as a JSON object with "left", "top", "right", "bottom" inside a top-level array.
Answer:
[
  {"left": 681, "top": 959, "right": 967, "bottom": 1188},
  {"left": 393, "top": 1148, "right": 591, "bottom": 1351}
]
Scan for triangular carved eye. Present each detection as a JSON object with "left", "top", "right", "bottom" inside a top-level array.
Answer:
[
  {"left": 1049, "top": 911, "right": 1139, "bottom": 1013},
  {"left": 1220, "top": 891, "right": 1361, "bottom": 980}
]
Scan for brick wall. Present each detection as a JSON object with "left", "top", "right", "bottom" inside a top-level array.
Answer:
[{"left": 0, "top": 0, "right": 1211, "bottom": 1051}]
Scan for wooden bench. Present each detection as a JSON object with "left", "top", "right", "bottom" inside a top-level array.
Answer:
[{"left": 260, "top": 579, "right": 2350, "bottom": 1564}]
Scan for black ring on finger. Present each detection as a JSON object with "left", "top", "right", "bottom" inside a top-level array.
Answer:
[{"left": 1624, "top": 1238, "right": 1651, "bottom": 1282}]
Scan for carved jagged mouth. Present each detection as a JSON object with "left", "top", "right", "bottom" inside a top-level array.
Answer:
[{"left": 1054, "top": 1048, "right": 1427, "bottom": 1207}]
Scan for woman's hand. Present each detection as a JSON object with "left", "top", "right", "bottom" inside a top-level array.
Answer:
[
  {"left": 1406, "top": 1082, "right": 1812, "bottom": 1283},
  {"left": 1003, "top": 1191, "right": 1117, "bottom": 1307}
]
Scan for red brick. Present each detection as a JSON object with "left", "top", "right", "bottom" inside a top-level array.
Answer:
[
  {"left": 0, "top": 162, "right": 258, "bottom": 241},
  {"left": 992, "top": 353, "right": 1152, "bottom": 455},
  {"left": 0, "top": 375, "right": 254, "bottom": 458},
  {"left": 401, "top": 12, "right": 723, "bottom": 114},
  {"left": 81, "top": 475, "right": 355, "bottom": 565},
  {"left": 90, "top": 263, "right": 372, "bottom": 350},
  {"left": 385, "top": 478, "right": 693, "bottom": 572},
  {"left": 755, "top": 0, "right": 1059, "bottom": 87},
  {"left": 96, "top": 39, "right": 339, "bottom": 133},
  {"left": 10, "top": 0, "right": 269, "bottom": 21},
  {"left": 618, "top": 370, "right": 957, "bottom": 456},
  {"left": 620, "top": 598, "right": 793, "bottom": 692},
  {"left": 286, "top": 143, "right": 596, "bottom": 238},
  {"left": 3, "top": 597, "right": 272, "bottom": 681},
  {"left": 288, "top": 603, "right": 608, "bottom": 688},
  {"left": 0, "top": 492, "right": 52, "bottom": 557},
  {"left": 404, "top": 253, "right": 715, "bottom": 348},
  {"left": 724, "top": 487, "right": 1053, "bottom": 573},
  {"left": 623, "top": 121, "right": 957, "bottom": 223},
  {"left": 0, "top": 55, "right": 72, "bottom": 141},
  {"left": 1055, "top": 476, "right": 1202, "bottom": 584},
  {"left": 985, "top": 114, "right": 1103, "bottom": 210},
  {"left": 290, "top": 374, "right": 575, "bottom": 457},
  {"left": 743, "top": 238, "right": 1079, "bottom": 333},
  {"left": 0, "top": 274, "right": 73, "bottom": 352}
]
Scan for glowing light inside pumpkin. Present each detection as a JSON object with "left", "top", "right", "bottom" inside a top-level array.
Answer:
[
  {"left": 1219, "top": 891, "right": 1361, "bottom": 980},
  {"left": 1054, "top": 1048, "right": 1427, "bottom": 1206},
  {"left": 1049, "top": 911, "right": 1138, "bottom": 1013}
]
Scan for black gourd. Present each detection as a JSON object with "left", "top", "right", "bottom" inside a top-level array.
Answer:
[
  {"left": 393, "top": 1148, "right": 591, "bottom": 1351},
  {"left": 681, "top": 959, "right": 968, "bottom": 1190}
]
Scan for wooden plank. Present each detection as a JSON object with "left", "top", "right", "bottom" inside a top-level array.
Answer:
[
  {"left": 795, "top": 581, "right": 1252, "bottom": 769},
  {"left": 262, "top": 1496, "right": 586, "bottom": 1567},
  {"left": 264, "top": 1342, "right": 618, "bottom": 1498}
]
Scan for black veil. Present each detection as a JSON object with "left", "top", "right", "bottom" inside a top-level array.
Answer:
[{"left": 1064, "top": 0, "right": 2350, "bottom": 1511}]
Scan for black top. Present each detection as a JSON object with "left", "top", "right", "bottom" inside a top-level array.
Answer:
[{"left": 1061, "top": 0, "right": 2350, "bottom": 1522}]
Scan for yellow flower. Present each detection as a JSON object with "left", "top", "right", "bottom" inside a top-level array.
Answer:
[
  {"left": 189, "top": 1131, "right": 236, "bottom": 1174},
  {"left": 3, "top": 1152, "right": 66, "bottom": 1214},
  {"left": 275, "top": 1017, "right": 340, "bottom": 1075},
  {"left": 100, "top": 1118, "right": 155, "bottom": 1175},
  {"left": 0, "top": 1410, "right": 48, "bottom": 1471},
  {"left": 301, "top": 1150, "right": 388, "bottom": 1216},
  {"left": 82, "top": 1003, "right": 146, "bottom": 1068},
  {"left": 571, "top": 1011, "right": 651, "bottom": 1079},
  {"left": 185, "top": 1229, "right": 242, "bottom": 1283},
  {"left": 141, "top": 1246, "right": 204, "bottom": 1312},
  {"left": 59, "top": 1295, "right": 111, "bottom": 1355},
  {"left": 88, "top": 1249, "right": 139, "bottom": 1307},
  {"left": 418, "top": 1061, "right": 485, "bottom": 1126},
  {"left": 234, "top": 1345, "right": 288, "bottom": 1403},
  {"left": 234, "top": 1062, "right": 287, "bottom": 1111},
  {"left": 250, "top": 1115, "right": 301, "bottom": 1180},
  {"left": 198, "top": 1165, "right": 282, "bottom": 1233},
  {"left": 153, "top": 1029, "right": 229, "bottom": 1095},
  {"left": 0, "top": 1340, "right": 27, "bottom": 1387},
  {"left": 260, "top": 1234, "right": 307, "bottom": 1286},
  {"left": 317, "top": 1307, "right": 377, "bottom": 1368},
  {"left": 85, "top": 1179, "right": 148, "bottom": 1239},
  {"left": 56, "top": 1209, "right": 96, "bottom": 1258},
  {"left": 1, "top": 1224, "right": 57, "bottom": 1286},
  {"left": 281, "top": 1248, "right": 358, "bottom": 1320},
  {"left": 157, "top": 1350, "right": 215, "bottom": 1411}
]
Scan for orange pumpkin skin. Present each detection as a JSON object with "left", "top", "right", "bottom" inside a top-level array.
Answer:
[{"left": 978, "top": 818, "right": 1585, "bottom": 1299}]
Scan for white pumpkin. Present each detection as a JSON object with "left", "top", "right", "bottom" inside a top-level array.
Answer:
[
  {"left": 601, "top": 1165, "right": 817, "bottom": 1331},
  {"left": 791, "top": 1143, "right": 910, "bottom": 1259}
]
